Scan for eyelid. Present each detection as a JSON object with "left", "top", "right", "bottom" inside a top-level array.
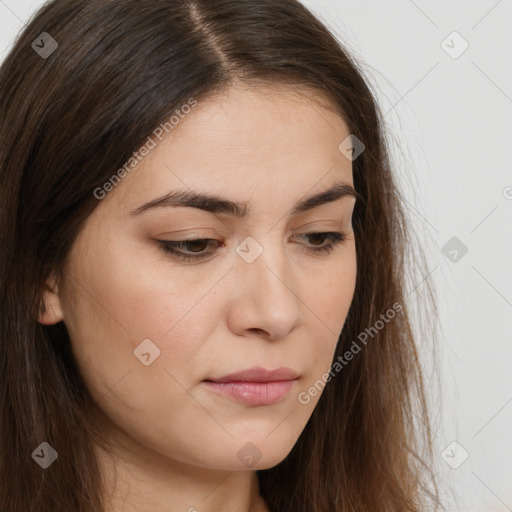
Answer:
[
  {"left": 156, "top": 229, "right": 351, "bottom": 263},
  {"left": 153, "top": 218, "right": 352, "bottom": 245},
  {"left": 154, "top": 227, "right": 223, "bottom": 239}
]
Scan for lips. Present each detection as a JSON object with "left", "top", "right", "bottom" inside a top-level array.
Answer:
[
  {"left": 204, "top": 366, "right": 299, "bottom": 383},
  {"left": 201, "top": 366, "right": 300, "bottom": 406}
]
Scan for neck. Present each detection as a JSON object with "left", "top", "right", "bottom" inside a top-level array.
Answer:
[{"left": 95, "top": 438, "right": 270, "bottom": 512}]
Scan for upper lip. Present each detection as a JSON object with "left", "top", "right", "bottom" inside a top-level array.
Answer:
[{"left": 204, "top": 366, "right": 299, "bottom": 383}]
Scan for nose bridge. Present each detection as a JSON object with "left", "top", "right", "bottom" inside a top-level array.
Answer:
[
  {"left": 236, "top": 232, "right": 291, "bottom": 291},
  {"left": 230, "top": 233, "right": 302, "bottom": 337}
]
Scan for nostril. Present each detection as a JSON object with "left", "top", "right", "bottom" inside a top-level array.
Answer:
[{"left": 249, "top": 328, "right": 273, "bottom": 339}]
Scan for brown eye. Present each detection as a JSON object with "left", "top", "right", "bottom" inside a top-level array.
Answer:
[
  {"left": 298, "top": 231, "right": 349, "bottom": 254},
  {"left": 182, "top": 239, "right": 210, "bottom": 253},
  {"left": 157, "top": 238, "right": 222, "bottom": 261},
  {"left": 307, "top": 232, "right": 329, "bottom": 246}
]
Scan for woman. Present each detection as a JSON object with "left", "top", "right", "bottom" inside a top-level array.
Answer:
[{"left": 0, "top": 0, "right": 442, "bottom": 510}]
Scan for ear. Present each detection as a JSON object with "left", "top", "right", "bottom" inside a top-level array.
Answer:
[{"left": 37, "top": 274, "right": 64, "bottom": 325}]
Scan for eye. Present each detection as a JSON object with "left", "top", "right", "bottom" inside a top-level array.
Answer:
[
  {"left": 157, "top": 238, "right": 222, "bottom": 262},
  {"left": 156, "top": 230, "right": 351, "bottom": 262},
  {"left": 296, "top": 231, "right": 350, "bottom": 255}
]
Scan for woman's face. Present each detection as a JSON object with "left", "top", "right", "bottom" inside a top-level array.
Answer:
[{"left": 40, "top": 84, "right": 358, "bottom": 471}]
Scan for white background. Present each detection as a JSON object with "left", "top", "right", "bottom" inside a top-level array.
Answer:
[{"left": 1, "top": 1, "right": 511, "bottom": 510}]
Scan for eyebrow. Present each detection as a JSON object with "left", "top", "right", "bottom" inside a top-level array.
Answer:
[{"left": 130, "top": 180, "right": 359, "bottom": 218}]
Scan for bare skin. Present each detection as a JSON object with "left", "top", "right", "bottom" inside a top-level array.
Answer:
[{"left": 39, "top": 82, "right": 357, "bottom": 512}]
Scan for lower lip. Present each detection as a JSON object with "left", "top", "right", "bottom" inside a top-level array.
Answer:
[{"left": 201, "top": 379, "right": 297, "bottom": 405}]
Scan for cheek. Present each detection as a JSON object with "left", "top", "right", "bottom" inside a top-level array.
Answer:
[
  {"left": 298, "top": 249, "right": 357, "bottom": 380},
  {"left": 60, "top": 259, "right": 226, "bottom": 464},
  {"left": 303, "top": 248, "right": 357, "bottom": 332},
  {"left": 62, "top": 254, "right": 224, "bottom": 388}
]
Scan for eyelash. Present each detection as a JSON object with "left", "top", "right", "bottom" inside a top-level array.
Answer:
[{"left": 156, "top": 231, "right": 351, "bottom": 262}]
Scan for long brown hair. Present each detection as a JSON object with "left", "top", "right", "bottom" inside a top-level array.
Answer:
[{"left": 0, "top": 0, "right": 443, "bottom": 510}]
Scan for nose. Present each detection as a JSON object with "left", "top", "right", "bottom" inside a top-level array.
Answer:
[{"left": 226, "top": 238, "right": 303, "bottom": 341}]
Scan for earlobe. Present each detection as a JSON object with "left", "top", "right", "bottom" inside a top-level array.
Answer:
[{"left": 37, "top": 276, "right": 64, "bottom": 325}]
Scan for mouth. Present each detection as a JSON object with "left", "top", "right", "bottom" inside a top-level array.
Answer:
[
  {"left": 201, "top": 366, "right": 300, "bottom": 406},
  {"left": 201, "top": 379, "right": 298, "bottom": 405}
]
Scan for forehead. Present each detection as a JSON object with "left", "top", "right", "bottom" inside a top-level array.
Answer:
[
  {"left": 103, "top": 83, "right": 354, "bottom": 214},
  {"left": 168, "top": 83, "right": 350, "bottom": 153}
]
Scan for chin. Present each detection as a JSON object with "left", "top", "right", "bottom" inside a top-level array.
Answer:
[{"left": 194, "top": 437, "right": 296, "bottom": 472}]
